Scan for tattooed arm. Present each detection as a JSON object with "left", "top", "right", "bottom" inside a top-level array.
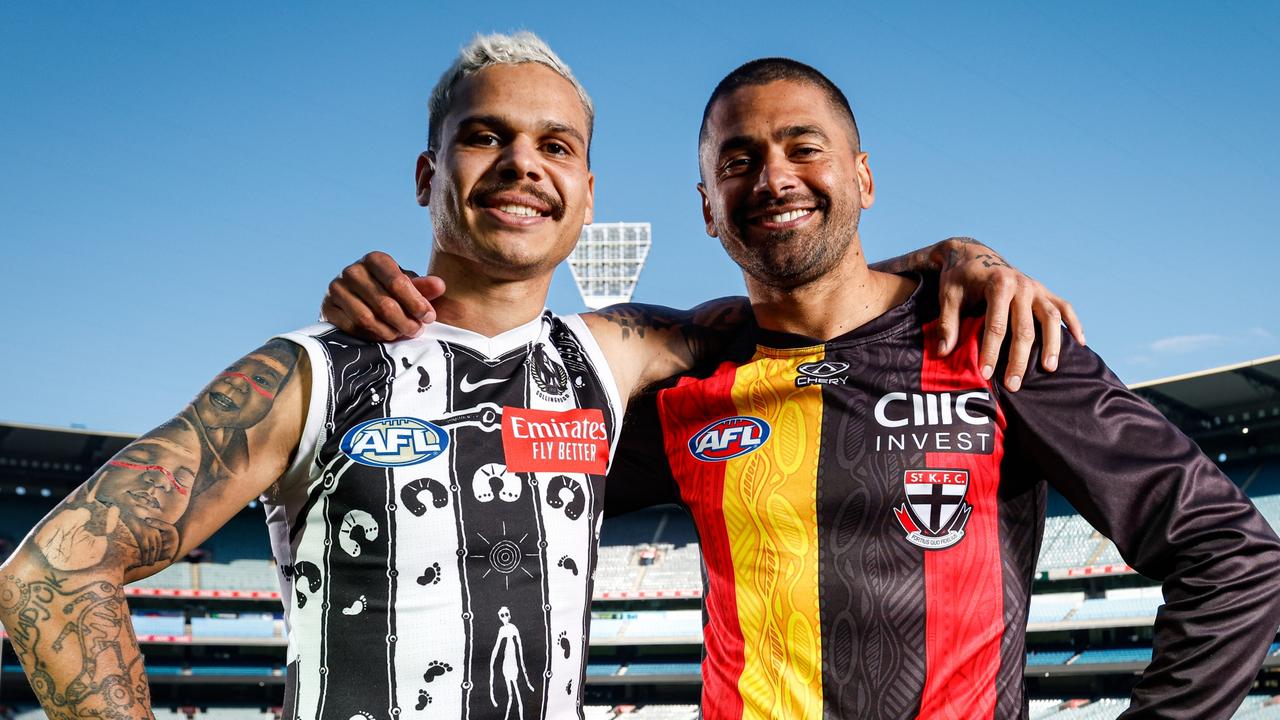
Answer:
[
  {"left": 0, "top": 340, "right": 308, "bottom": 720},
  {"left": 872, "top": 236, "right": 1085, "bottom": 390},
  {"left": 582, "top": 297, "right": 752, "bottom": 400}
]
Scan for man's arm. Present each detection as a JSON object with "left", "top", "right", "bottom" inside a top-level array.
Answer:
[
  {"left": 996, "top": 334, "right": 1280, "bottom": 719},
  {"left": 0, "top": 340, "right": 308, "bottom": 720},
  {"left": 873, "top": 236, "right": 1084, "bottom": 390}
]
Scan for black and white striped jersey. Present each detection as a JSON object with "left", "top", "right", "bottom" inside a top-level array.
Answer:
[{"left": 263, "top": 310, "right": 622, "bottom": 720}]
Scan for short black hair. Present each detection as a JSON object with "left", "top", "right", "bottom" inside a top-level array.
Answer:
[{"left": 699, "top": 57, "right": 860, "bottom": 153}]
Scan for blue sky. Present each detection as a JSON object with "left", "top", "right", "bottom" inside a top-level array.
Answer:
[{"left": 2, "top": 2, "right": 1277, "bottom": 433}]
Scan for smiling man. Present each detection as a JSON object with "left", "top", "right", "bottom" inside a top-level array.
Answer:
[
  {"left": 3, "top": 33, "right": 1079, "bottom": 720},
  {"left": 607, "top": 58, "right": 1280, "bottom": 720}
]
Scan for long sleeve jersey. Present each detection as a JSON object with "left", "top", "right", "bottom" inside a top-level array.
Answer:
[{"left": 606, "top": 274, "right": 1280, "bottom": 720}]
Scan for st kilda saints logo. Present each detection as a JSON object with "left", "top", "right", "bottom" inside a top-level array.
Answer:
[
  {"left": 795, "top": 361, "right": 850, "bottom": 387},
  {"left": 529, "top": 343, "right": 570, "bottom": 401},
  {"left": 893, "top": 469, "right": 973, "bottom": 549}
]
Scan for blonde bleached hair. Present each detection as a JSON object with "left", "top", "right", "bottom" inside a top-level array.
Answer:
[{"left": 427, "top": 31, "right": 595, "bottom": 155}]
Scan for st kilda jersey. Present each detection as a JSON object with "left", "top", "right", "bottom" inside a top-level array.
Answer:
[
  {"left": 263, "top": 311, "right": 622, "bottom": 720},
  {"left": 609, "top": 275, "right": 1280, "bottom": 720}
]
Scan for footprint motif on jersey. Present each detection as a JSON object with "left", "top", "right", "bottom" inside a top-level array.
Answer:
[
  {"left": 416, "top": 366, "right": 431, "bottom": 393},
  {"left": 557, "top": 555, "right": 579, "bottom": 576},
  {"left": 292, "top": 561, "right": 322, "bottom": 609},
  {"left": 339, "top": 510, "right": 379, "bottom": 557},
  {"left": 546, "top": 475, "right": 586, "bottom": 520},
  {"left": 557, "top": 631, "right": 571, "bottom": 659},
  {"left": 342, "top": 595, "right": 366, "bottom": 616},
  {"left": 348, "top": 713, "right": 375, "bottom": 720},
  {"left": 565, "top": 679, "right": 573, "bottom": 695},
  {"left": 472, "top": 463, "right": 521, "bottom": 503},
  {"left": 423, "top": 661, "right": 453, "bottom": 683},
  {"left": 417, "top": 563, "right": 441, "bottom": 587},
  {"left": 415, "top": 690, "right": 432, "bottom": 710},
  {"left": 402, "top": 477, "right": 448, "bottom": 516}
]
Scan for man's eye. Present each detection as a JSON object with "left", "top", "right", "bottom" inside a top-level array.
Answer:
[
  {"left": 253, "top": 375, "right": 271, "bottom": 387},
  {"left": 544, "top": 142, "right": 568, "bottom": 156},
  {"left": 792, "top": 146, "right": 820, "bottom": 158},
  {"left": 468, "top": 133, "right": 500, "bottom": 146},
  {"left": 722, "top": 158, "right": 751, "bottom": 174}
]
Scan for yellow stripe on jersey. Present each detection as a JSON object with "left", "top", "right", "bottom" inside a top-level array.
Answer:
[{"left": 723, "top": 348, "right": 825, "bottom": 720}]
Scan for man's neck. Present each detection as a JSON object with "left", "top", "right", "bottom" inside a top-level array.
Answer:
[
  {"left": 426, "top": 252, "right": 553, "bottom": 338},
  {"left": 746, "top": 234, "right": 917, "bottom": 341}
]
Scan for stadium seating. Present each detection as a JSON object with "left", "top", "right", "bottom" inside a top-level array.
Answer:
[
  {"left": 623, "top": 662, "right": 701, "bottom": 677},
  {"left": 198, "top": 560, "right": 279, "bottom": 592},
  {"left": 129, "top": 562, "right": 195, "bottom": 590},
  {"left": 1073, "top": 647, "right": 1154, "bottom": 665},
  {"left": 132, "top": 612, "right": 186, "bottom": 636},
  {"left": 1026, "top": 649, "right": 1075, "bottom": 666},
  {"left": 190, "top": 616, "right": 277, "bottom": 639}
]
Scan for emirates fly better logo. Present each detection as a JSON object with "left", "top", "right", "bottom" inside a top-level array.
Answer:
[{"left": 894, "top": 469, "right": 973, "bottom": 549}]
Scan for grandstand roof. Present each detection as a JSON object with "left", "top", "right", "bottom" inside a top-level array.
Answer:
[
  {"left": 1131, "top": 354, "right": 1280, "bottom": 458},
  {"left": 0, "top": 419, "right": 133, "bottom": 489}
]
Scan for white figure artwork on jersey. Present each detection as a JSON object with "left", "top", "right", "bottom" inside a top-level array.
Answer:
[{"left": 489, "top": 606, "right": 534, "bottom": 720}]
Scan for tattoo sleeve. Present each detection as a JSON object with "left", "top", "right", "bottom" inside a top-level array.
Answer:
[
  {"left": 594, "top": 298, "right": 752, "bottom": 390},
  {"left": 0, "top": 339, "right": 303, "bottom": 719}
]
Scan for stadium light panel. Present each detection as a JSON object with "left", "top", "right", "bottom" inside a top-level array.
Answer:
[{"left": 566, "top": 222, "right": 652, "bottom": 309}]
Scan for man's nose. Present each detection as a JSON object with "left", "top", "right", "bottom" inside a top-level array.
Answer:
[
  {"left": 752, "top": 153, "right": 798, "bottom": 198},
  {"left": 497, "top": 138, "right": 544, "bottom": 183}
]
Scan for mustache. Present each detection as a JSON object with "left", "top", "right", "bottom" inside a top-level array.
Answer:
[{"left": 470, "top": 181, "right": 565, "bottom": 222}]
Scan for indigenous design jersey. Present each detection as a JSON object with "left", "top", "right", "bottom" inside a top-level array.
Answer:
[
  {"left": 612, "top": 275, "right": 1280, "bottom": 720},
  {"left": 264, "top": 311, "right": 622, "bottom": 720}
]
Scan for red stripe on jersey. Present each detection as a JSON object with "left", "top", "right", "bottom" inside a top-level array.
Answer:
[
  {"left": 917, "top": 317, "right": 1007, "bottom": 720},
  {"left": 659, "top": 363, "right": 747, "bottom": 720}
]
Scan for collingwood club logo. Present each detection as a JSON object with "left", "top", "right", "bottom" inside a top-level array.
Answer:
[
  {"left": 529, "top": 343, "right": 570, "bottom": 401},
  {"left": 894, "top": 469, "right": 973, "bottom": 549},
  {"left": 795, "top": 361, "right": 850, "bottom": 387}
]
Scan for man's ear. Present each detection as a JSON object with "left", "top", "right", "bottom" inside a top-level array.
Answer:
[
  {"left": 416, "top": 151, "right": 435, "bottom": 207},
  {"left": 697, "top": 183, "right": 718, "bottom": 238},
  {"left": 583, "top": 171, "right": 595, "bottom": 226},
  {"left": 855, "top": 152, "right": 875, "bottom": 210}
]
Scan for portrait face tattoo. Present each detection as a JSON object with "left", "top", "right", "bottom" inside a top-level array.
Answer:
[
  {"left": 94, "top": 431, "right": 198, "bottom": 526},
  {"left": 195, "top": 346, "right": 293, "bottom": 429}
]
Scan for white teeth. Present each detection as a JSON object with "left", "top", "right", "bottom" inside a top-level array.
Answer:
[
  {"left": 766, "top": 209, "right": 810, "bottom": 223},
  {"left": 498, "top": 204, "right": 540, "bottom": 217}
]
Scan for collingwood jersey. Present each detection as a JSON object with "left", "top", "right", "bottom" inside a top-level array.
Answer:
[{"left": 264, "top": 311, "right": 622, "bottom": 720}]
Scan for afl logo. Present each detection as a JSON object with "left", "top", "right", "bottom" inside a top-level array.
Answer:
[
  {"left": 340, "top": 417, "right": 449, "bottom": 468},
  {"left": 688, "top": 416, "right": 771, "bottom": 462}
]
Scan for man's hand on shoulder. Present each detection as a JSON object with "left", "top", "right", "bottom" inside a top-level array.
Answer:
[
  {"left": 322, "top": 251, "right": 447, "bottom": 341},
  {"left": 932, "top": 237, "right": 1084, "bottom": 391}
]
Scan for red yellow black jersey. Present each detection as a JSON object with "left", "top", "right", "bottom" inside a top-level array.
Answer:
[{"left": 608, "top": 275, "right": 1280, "bottom": 720}]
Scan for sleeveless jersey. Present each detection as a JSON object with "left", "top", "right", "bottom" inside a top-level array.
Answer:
[
  {"left": 609, "top": 275, "right": 1280, "bottom": 720},
  {"left": 264, "top": 310, "right": 622, "bottom": 720}
]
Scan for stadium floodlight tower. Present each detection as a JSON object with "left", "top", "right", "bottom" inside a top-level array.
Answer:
[{"left": 566, "top": 222, "right": 652, "bottom": 309}]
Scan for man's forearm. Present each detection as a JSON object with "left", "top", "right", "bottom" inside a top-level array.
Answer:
[
  {"left": 870, "top": 236, "right": 1013, "bottom": 275},
  {"left": 1, "top": 550, "right": 155, "bottom": 719}
]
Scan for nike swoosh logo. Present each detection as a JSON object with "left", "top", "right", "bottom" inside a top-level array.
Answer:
[{"left": 459, "top": 374, "right": 506, "bottom": 393}]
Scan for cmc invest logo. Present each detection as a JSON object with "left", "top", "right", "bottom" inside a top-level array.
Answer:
[
  {"left": 340, "top": 417, "right": 449, "bottom": 468},
  {"left": 688, "top": 416, "right": 771, "bottom": 462}
]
